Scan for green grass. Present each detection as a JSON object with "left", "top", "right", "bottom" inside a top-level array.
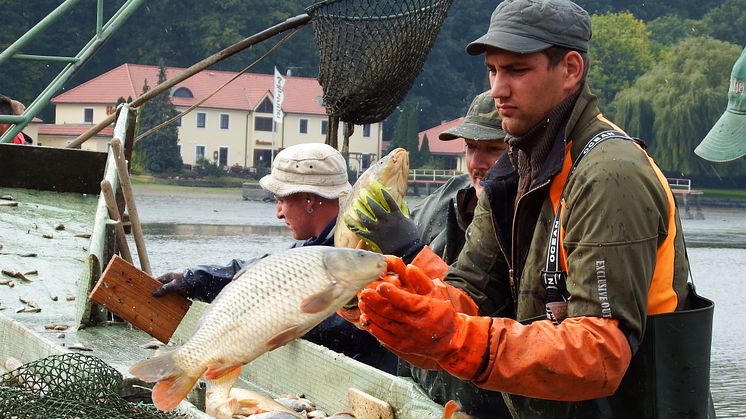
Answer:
[{"left": 699, "top": 188, "right": 746, "bottom": 200}]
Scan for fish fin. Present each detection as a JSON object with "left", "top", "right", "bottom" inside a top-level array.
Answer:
[
  {"left": 443, "top": 400, "right": 473, "bottom": 419},
  {"left": 266, "top": 325, "right": 306, "bottom": 351},
  {"left": 300, "top": 284, "right": 338, "bottom": 313},
  {"left": 151, "top": 372, "right": 201, "bottom": 412},
  {"left": 129, "top": 352, "right": 182, "bottom": 383},
  {"left": 204, "top": 364, "right": 242, "bottom": 381}
]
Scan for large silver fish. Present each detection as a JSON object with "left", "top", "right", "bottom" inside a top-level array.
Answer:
[
  {"left": 335, "top": 147, "right": 409, "bottom": 250},
  {"left": 129, "top": 247, "right": 387, "bottom": 412}
]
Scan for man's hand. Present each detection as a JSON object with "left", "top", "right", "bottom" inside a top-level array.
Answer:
[
  {"left": 153, "top": 271, "right": 190, "bottom": 297},
  {"left": 358, "top": 281, "right": 491, "bottom": 379},
  {"left": 346, "top": 187, "right": 422, "bottom": 260}
]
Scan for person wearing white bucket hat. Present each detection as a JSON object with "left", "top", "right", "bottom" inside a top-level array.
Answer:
[
  {"left": 259, "top": 143, "right": 351, "bottom": 240},
  {"left": 152, "top": 143, "right": 397, "bottom": 373}
]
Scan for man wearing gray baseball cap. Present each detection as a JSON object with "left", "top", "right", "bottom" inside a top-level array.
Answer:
[{"left": 354, "top": 1, "right": 713, "bottom": 418}]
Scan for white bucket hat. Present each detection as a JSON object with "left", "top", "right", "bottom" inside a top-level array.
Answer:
[{"left": 259, "top": 143, "right": 351, "bottom": 199}]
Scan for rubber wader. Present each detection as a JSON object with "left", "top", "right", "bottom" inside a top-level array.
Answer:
[{"left": 610, "top": 282, "right": 715, "bottom": 418}]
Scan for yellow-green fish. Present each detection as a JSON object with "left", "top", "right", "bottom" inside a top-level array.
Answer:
[
  {"left": 129, "top": 247, "right": 387, "bottom": 412},
  {"left": 335, "top": 147, "right": 409, "bottom": 250}
]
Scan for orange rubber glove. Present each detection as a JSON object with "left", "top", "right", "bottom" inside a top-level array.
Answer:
[{"left": 359, "top": 281, "right": 491, "bottom": 378}]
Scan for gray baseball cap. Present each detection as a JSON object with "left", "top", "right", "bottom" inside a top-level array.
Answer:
[
  {"left": 467, "top": 0, "right": 592, "bottom": 55},
  {"left": 439, "top": 91, "right": 506, "bottom": 141}
]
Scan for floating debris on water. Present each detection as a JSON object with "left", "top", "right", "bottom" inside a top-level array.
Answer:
[{"left": 54, "top": 223, "right": 65, "bottom": 231}]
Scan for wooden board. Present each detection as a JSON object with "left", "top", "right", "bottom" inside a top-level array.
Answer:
[{"left": 89, "top": 255, "right": 191, "bottom": 343}]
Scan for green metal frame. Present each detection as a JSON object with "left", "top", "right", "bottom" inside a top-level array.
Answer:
[{"left": 0, "top": 0, "right": 145, "bottom": 143}]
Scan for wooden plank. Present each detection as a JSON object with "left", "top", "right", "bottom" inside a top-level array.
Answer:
[{"left": 89, "top": 255, "right": 191, "bottom": 343}]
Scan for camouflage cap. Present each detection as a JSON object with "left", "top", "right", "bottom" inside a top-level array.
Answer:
[
  {"left": 466, "top": 0, "right": 591, "bottom": 55},
  {"left": 439, "top": 91, "right": 505, "bottom": 141}
]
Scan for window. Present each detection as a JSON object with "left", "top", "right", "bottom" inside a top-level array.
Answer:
[
  {"left": 299, "top": 119, "right": 308, "bottom": 134},
  {"left": 321, "top": 119, "right": 328, "bottom": 135},
  {"left": 195, "top": 145, "right": 205, "bottom": 163},
  {"left": 196, "top": 112, "right": 206, "bottom": 128},
  {"left": 256, "top": 97, "right": 274, "bottom": 113},
  {"left": 83, "top": 108, "right": 94, "bottom": 124},
  {"left": 219, "top": 147, "right": 229, "bottom": 167},
  {"left": 172, "top": 87, "right": 193, "bottom": 98},
  {"left": 220, "top": 114, "right": 230, "bottom": 130},
  {"left": 255, "top": 116, "right": 273, "bottom": 132},
  {"left": 363, "top": 123, "right": 371, "bottom": 138}
]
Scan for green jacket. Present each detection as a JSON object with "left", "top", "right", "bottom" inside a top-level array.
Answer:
[{"left": 446, "top": 85, "right": 691, "bottom": 417}]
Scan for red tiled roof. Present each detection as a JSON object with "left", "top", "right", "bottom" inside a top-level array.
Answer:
[
  {"left": 418, "top": 118, "right": 465, "bottom": 155},
  {"left": 38, "top": 124, "right": 114, "bottom": 137},
  {"left": 52, "top": 63, "right": 327, "bottom": 115}
]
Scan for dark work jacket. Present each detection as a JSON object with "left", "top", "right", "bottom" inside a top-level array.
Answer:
[
  {"left": 398, "top": 175, "right": 512, "bottom": 418},
  {"left": 183, "top": 219, "right": 397, "bottom": 374}
]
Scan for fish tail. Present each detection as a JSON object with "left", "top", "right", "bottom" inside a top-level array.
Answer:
[
  {"left": 129, "top": 352, "right": 203, "bottom": 412},
  {"left": 152, "top": 373, "right": 201, "bottom": 412}
]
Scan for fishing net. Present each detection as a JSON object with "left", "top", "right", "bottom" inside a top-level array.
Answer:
[
  {"left": 306, "top": 0, "right": 454, "bottom": 125},
  {"left": 0, "top": 353, "right": 188, "bottom": 418}
]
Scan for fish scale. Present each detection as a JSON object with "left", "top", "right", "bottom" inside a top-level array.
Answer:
[{"left": 130, "top": 246, "right": 387, "bottom": 412}]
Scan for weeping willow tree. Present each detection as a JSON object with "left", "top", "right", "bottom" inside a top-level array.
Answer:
[{"left": 612, "top": 37, "right": 745, "bottom": 179}]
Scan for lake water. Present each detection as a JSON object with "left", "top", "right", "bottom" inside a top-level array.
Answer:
[{"left": 132, "top": 185, "right": 746, "bottom": 418}]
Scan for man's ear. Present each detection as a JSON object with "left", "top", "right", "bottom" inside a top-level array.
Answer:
[{"left": 562, "top": 51, "right": 584, "bottom": 90}]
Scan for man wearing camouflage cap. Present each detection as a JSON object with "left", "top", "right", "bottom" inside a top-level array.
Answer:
[
  {"left": 353, "top": 1, "right": 711, "bottom": 417},
  {"left": 344, "top": 90, "right": 510, "bottom": 417}
]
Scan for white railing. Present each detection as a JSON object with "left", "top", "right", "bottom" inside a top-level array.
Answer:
[
  {"left": 667, "top": 178, "right": 691, "bottom": 192},
  {"left": 409, "top": 169, "right": 460, "bottom": 181}
]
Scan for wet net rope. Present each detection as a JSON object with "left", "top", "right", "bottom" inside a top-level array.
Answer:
[
  {"left": 0, "top": 353, "right": 188, "bottom": 418},
  {"left": 307, "top": 0, "right": 454, "bottom": 125}
]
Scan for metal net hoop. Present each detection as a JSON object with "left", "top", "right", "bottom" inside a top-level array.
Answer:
[{"left": 306, "top": 0, "right": 454, "bottom": 125}]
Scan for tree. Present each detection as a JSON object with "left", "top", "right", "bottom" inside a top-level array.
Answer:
[
  {"left": 700, "top": 0, "right": 746, "bottom": 46},
  {"left": 418, "top": 134, "right": 434, "bottom": 168},
  {"left": 134, "top": 62, "right": 183, "bottom": 174},
  {"left": 612, "top": 38, "right": 745, "bottom": 180},
  {"left": 588, "top": 12, "right": 655, "bottom": 109},
  {"left": 647, "top": 14, "right": 705, "bottom": 48}
]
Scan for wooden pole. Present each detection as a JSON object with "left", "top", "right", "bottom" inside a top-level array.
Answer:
[
  {"left": 100, "top": 179, "right": 133, "bottom": 264},
  {"left": 110, "top": 138, "right": 151, "bottom": 274},
  {"left": 67, "top": 13, "right": 311, "bottom": 149}
]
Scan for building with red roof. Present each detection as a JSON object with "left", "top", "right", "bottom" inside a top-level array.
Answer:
[
  {"left": 418, "top": 117, "right": 468, "bottom": 172},
  {"left": 43, "top": 63, "right": 382, "bottom": 170}
]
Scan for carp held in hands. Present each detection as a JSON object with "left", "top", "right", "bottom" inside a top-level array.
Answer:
[{"left": 129, "top": 246, "right": 387, "bottom": 412}]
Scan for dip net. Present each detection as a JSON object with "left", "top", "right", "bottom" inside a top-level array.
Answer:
[
  {"left": 306, "top": 0, "right": 454, "bottom": 125},
  {"left": 0, "top": 353, "right": 188, "bottom": 418}
]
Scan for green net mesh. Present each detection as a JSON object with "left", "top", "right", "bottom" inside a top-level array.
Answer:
[
  {"left": 306, "top": 0, "right": 454, "bottom": 125},
  {"left": 0, "top": 353, "right": 189, "bottom": 418}
]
